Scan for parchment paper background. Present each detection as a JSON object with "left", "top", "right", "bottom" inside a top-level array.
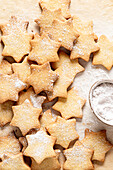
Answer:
[{"left": 0, "top": 0, "right": 113, "bottom": 169}]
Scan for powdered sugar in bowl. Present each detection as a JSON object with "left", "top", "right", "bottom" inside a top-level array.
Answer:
[{"left": 89, "top": 80, "right": 113, "bottom": 126}]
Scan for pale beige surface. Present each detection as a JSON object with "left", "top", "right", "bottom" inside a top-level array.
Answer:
[
  {"left": 0, "top": 0, "right": 113, "bottom": 169},
  {"left": 70, "top": 0, "right": 113, "bottom": 39}
]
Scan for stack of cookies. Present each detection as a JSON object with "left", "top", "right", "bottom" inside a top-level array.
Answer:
[{"left": 0, "top": 0, "right": 112, "bottom": 169}]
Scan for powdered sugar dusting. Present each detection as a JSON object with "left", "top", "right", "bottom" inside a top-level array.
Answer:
[
  {"left": 92, "top": 83, "right": 113, "bottom": 124},
  {"left": 14, "top": 77, "right": 26, "bottom": 89},
  {"left": 30, "top": 95, "right": 46, "bottom": 108},
  {"left": 26, "top": 129, "right": 55, "bottom": 160},
  {"left": 73, "top": 45, "right": 84, "bottom": 55}
]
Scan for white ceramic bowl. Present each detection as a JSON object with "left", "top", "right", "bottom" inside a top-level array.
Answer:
[{"left": 89, "top": 79, "right": 113, "bottom": 126}]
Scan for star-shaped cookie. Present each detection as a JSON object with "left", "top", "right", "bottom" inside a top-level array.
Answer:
[
  {"left": 31, "top": 150, "right": 61, "bottom": 170},
  {"left": 92, "top": 35, "right": 113, "bottom": 70},
  {"left": 40, "top": 109, "right": 56, "bottom": 128},
  {"left": 39, "top": 0, "right": 71, "bottom": 18},
  {"left": 81, "top": 129, "right": 113, "bottom": 162},
  {"left": 12, "top": 57, "right": 31, "bottom": 85},
  {"left": 28, "top": 33, "right": 61, "bottom": 64},
  {"left": 10, "top": 99, "right": 41, "bottom": 136},
  {"left": 47, "top": 51, "right": 84, "bottom": 101},
  {"left": 64, "top": 141, "right": 94, "bottom": 170},
  {"left": 0, "top": 73, "right": 26, "bottom": 103},
  {"left": 70, "top": 34, "right": 100, "bottom": 61},
  {"left": 0, "top": 101, "right": 13, "bottom": 126},
  {"left": 0, "top": 60, "right": 12, "bottom": 75},
  {"left": 35, "top": 8, "right": 65, "bottom": 33},
  {"left": 48, "top": 19, "right": 79, "bottom": 50},
  {"left": 0, "top": 153, "right": 30, "bottom": 170},
  {"left": 0, "top": 16, "right": 29, "bottom": 35},
  {"left": 0, "top": 135, "right": 21, "bottom": 159},
  {"left": 27, "top": 62, "right": 58, "bottom": 94},
  {"left": 24, "top": 128, "right": 56, "bottom": 164},
  {"left": 46, "top": 116, "right": 79, "bottom": 148},
  {"left": 17, "top": 87, "right": 46, "bottom": 108},
  {"left": 1, "top": 31, "right": 33, "bottom": 62},
  {"left": 73, "top": 15, "right": 97, "bottom": 37},
  {"left": 47, "top": 72, "right": 72, "bottom": 101},
  {"left": 52, "top": 87, "right": 86, "bottom": 119}
]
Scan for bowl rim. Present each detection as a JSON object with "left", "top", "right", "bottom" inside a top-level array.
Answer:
[{"left": 89, "top": 79, "right": 113, "bottom": 126}]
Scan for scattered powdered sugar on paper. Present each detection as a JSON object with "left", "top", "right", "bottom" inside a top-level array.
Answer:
[{"left": 73, "top": 62, "right": 110, "bottom": 98}]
